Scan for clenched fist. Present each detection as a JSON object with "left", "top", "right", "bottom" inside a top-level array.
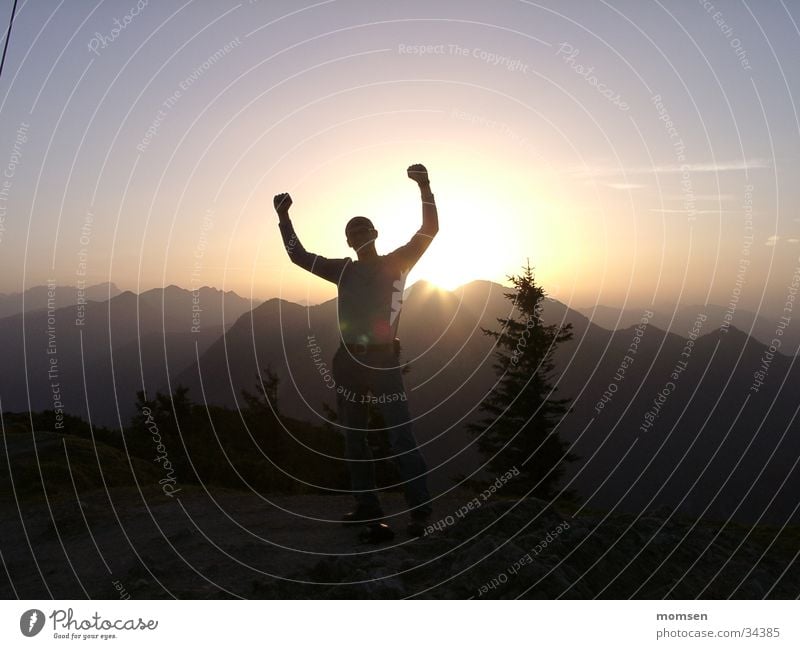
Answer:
[
  {"left": 273, "top": 193, "right": 292, "bottom": 216},
  {"left": 407, "top": 163, "right": 429, "bottom": 185}
]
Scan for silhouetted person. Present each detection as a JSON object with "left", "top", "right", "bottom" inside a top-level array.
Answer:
[{"left": 274, "top": 164, "right": 438, "bottom": 540}]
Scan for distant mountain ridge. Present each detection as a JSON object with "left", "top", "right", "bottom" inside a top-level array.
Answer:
[
  {"left": 0, "top": 285, "right": 261, "bottom": 427},
  {"left": 2, "top": 280, "right": 798, "bottom": 525},
  {"left": 0, "top": 282, "right": 121, "bottom": 319},
  {"left": 577, "top": 303, "right": 799, "bottom": 352},
  {"left": 177, "top": 279, "right": 800, "bottom": 525}
]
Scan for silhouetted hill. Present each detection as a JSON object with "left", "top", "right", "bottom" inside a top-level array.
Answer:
[
  {"left": 3, "top": 281, "right": 800, "bottom": 599},
  {"left": 177, "top": 280, "right": 800, "bottom": 525},
  {"left": 0, "top": 282, "right": 121, "bottom": 319},
  {"left": 577, "top": 303, "right": 798, "bottom": 352},
  {"left": 0, "top": 286, "right": 258, "bottom": 426},
  {"left": 137, "top": 285, "right": 261, "bottom": 332},
  {"left": 2, "top": 280, "right": 798, "bottom": 525},
  {"left": 0, "top": 427, "right": 162, "bottom": 500},
  {"left": 560, "top": 322, "right": 800, "bottom": 523},
  {"left": 175, "top": 280, "right": 544, "bottom": 492},
  {"left": 449, "top": 279, "right": 514, "bottom": 331}
]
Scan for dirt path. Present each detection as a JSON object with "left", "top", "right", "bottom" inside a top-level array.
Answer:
[
  {"left": 2, "top": 485, "right": 799, "bottom": 599},
  {"left": 0, "top": 486, "right": 466, "bottom": 598}
]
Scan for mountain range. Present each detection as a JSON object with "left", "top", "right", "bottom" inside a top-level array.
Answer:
[
  {"left": 0, "top": 285, "right": 260, "bottom": 427},
  {"left": 0, "top": 282, "right": 121, "bottom": 319},
  {"left": 576, "top": 303, "right": 799, "bottom": 352},
  {"left": 1, "top": 280, "right": 798, "bottom": 525}
]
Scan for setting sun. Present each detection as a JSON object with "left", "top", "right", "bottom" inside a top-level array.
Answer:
[{"left": 410, "top": 195, "right": 508, "bottom": 291}]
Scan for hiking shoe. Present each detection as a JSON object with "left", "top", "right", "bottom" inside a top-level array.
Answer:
[
  {"left": 341, "top": 507, "right": 385, "bottom": 527},
  {"left": 358, "top": 522, "right": 395, "bottom": 544}
]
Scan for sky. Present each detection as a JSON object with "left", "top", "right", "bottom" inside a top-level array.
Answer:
[{"left": 0, "top": 0, "right": 799, "bottom": 316}]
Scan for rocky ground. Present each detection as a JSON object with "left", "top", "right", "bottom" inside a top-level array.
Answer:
[
  {"left": 2, "top": 430, "right": 798, "bottom": 599},
  {"left": 2, "top": 484, "right": 798, "bottom": 599}
]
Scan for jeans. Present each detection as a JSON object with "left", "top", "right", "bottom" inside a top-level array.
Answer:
[{"left": 332, "top": 345, "right": 431, "bottom": 517}]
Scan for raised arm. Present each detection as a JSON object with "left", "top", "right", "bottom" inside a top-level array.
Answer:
[
  {"left": 390, "top": 164, "right": 439, "bottom": 271},
  {"left": 408, "top": 163, "right": 438, "bottom": 237},
  {"left": 274, "top": 193, "right": 349, "bottom": 284}
]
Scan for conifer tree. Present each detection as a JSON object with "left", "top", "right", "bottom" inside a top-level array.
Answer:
[{"left": 468, "top": 262, "right": 576, "bottom": 498}]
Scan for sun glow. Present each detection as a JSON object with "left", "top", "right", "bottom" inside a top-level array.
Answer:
[
  {"left": 409, "top": 193, "right": 527, "bottom": 291},
  {"left": 281, "top": 149, "right": 589, "bottom": 299}
]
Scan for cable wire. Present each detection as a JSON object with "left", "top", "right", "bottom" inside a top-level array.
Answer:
[{"left": 0, "top": 0, "right": 20, "bottom": 85}]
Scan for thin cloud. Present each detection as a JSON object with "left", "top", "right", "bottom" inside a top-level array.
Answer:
[
  {"left": 648, "top": 208, "right": 734, "bottom": 215},
  {"left": 660, "top": 193, "right": 737, "bottom": 201},
  {"left": 572, "top": 158, "right": 771, "bottom": 179},
  {"left": 605, "top": 183, "right": 646, "bottom": 190}
]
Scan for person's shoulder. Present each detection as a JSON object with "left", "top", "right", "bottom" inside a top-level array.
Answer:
[
  {"left": 381, "top": 248, "right": 404, "bottom": 262},
  {"left": 337, "top": 256, "right": 354, "bottom": 271},
  {"left": 378, "top": 250, "right": 405, "bottom": 269},
  {"left": 326, "top": 256, "right": 352, "bottom": 265}
]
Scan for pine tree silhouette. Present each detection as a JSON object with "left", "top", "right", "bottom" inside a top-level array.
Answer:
[{"left": 467, "top": 261, "right": 577, "bottom": 499}]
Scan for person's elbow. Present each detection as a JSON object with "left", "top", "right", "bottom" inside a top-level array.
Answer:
[
  {"left": 423, "top": 221, "right": 439, "bottom": 237},
  {"left": 286, "top": 246, "right": 312, "bottom": 271}
]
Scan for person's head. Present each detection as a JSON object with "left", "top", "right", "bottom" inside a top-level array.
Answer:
[{"left": 345, "top": 216, "right": 378, "bottom": 253}]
